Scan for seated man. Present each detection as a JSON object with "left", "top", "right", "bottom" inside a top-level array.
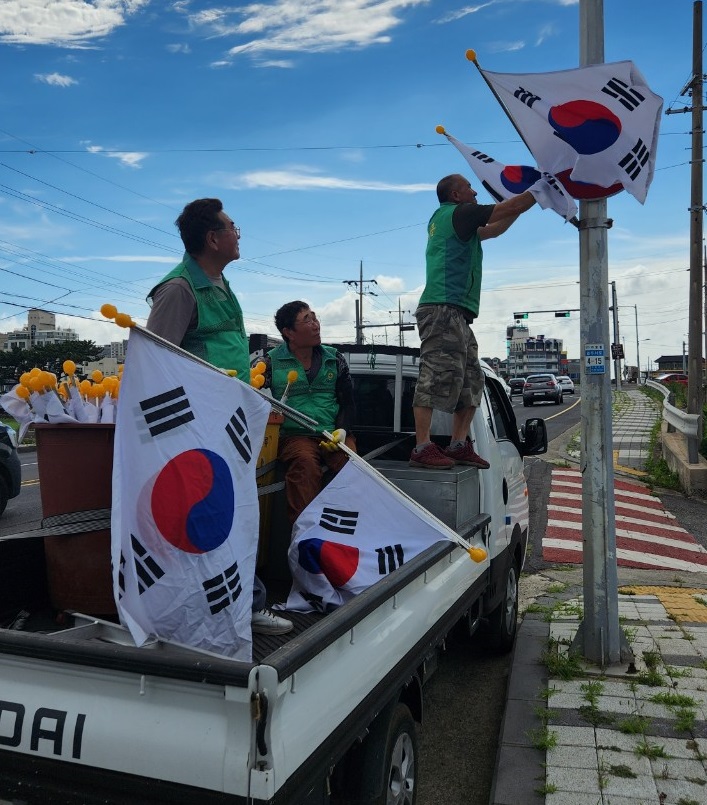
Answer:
[{"left": 264, "top": 301, "right": 356, "bottom": 525}]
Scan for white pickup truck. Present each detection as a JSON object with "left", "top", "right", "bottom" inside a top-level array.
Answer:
[{"left": 0, "top": 343, "right": 546, "bottom": 805}]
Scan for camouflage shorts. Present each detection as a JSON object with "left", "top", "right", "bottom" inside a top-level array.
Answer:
[{"left": 412, "top": 305, "right": 485, "bottom": 413}]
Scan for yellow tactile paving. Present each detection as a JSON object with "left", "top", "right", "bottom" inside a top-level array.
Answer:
[{"left": 619, "top": 585, "right": 707, "bottom": 622}]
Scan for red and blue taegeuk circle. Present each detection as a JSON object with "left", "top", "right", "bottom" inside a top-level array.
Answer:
[
  {"left": 500, "top": 165, "right": 541, "bottom": 194},
  {"left": 151, "top": 449, "right": 235, "bottom": 554},
  {"left": 548, "top": 99, "right": 621, "bottom": 155},
  {"left": 298, "top": 538, "right": 359, "bottom": 588}
]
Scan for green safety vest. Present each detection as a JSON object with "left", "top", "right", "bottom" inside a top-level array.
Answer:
[
  {"left": 419, "top": 202, "right": 484, "bottom": 317},
  {"left": 148, "top": 253, "right": 249, "bottom": 379},
  {"left": 268, "top": 343, "right": 339, "bottom": 435}
]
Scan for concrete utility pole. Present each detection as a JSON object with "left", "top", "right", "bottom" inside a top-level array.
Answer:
[
  {"left": 343, "top": 261, "right": 378, "bottom": 345},
  {"left": 687, "top": 0, "right": 704, "bottom": 461},
  {"left": 611, "top": 281, "right": 622, "bottom": 389},
  {"left": 572, "top": 0, "right": 624, "bottom": 667}
]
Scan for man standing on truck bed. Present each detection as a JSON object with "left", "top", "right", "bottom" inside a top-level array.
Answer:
[
  {"left": 410, "top": 174, "right": 536, "bottom": 470},
  {"left": 146, "top": 197, "right": 293, "bottom": 636},
  {"left": 263, "top": 300, "right": 357, "bottom": 526}
]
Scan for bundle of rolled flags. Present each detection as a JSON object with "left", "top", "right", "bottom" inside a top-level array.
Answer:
[{"left": 0, "top": 362, "right": 122, "bottom": 444}]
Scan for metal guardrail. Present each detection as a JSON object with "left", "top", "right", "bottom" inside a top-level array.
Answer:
[
  {"left": 646, "top": 379, "right": 704, "bottom": 467},
  {"left": 645, "top": 379, "right": 701, "bottom": 438}
]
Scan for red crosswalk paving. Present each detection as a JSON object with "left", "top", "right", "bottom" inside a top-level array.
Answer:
[{"left": 542, "top": 468, "right": 707, "bottom": 572}]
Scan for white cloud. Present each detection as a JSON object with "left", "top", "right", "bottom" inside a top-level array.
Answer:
[
  {"left": 487, "top": 40, "right": 525, "bottom": 53},
  {"left": 83, "top": 143, "right": 148, "bottom": 169},
  {"left": 184, "top": 0, "right": 428, "bottom": 64},
  {"left": 166, "top": 42, "right": 191, "bottom": 53},
  {"left": 0, "top": 0, "right": 150, "bottom": 46},
  {"left": 35, "top": 72, "right": 78, "bottom": 87},
  {"left": 221, "top": 167, "right": 433, "bottom": 193},
  {"left": 435, "top": 3, "right": 497, "bottom": 25}
]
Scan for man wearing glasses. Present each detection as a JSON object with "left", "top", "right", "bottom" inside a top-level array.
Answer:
[
  {"left": 264, "top": 301, "right": 357, "bottom": 526},
  {"left": 146, "top": 198, "right": 293, "bottom": 636}
]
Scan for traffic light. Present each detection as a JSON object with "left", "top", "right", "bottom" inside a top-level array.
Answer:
[
  {"left": 513, "top": 312, "right": 529, "bottom": 319},
  {"left": 554, "top": 311, "right": 571, "bottom": 318}
]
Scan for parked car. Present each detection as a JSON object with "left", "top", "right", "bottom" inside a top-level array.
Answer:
[
  {"left": 523, "top": 373, "right": 563, "bottom": 406},
  {"left": 557, "top": 376, "right": 575, "bottom": 394},
  {"left": 655, "top": 372, "right": 688, "bottom": 386},
  {"left": 0, "top": 423, "right": 21, "bottom": 516},
  {"left": 509, "top": 377, "right": 527, "bottom": 396}
]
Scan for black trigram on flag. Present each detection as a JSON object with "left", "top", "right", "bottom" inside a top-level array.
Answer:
[
  {"left": 601, "top": 77, "right": 645, "bottom": 112},
  {"left": 319, "top": 507, "right": 359, "bottom": 535},
  {"left": 471, "top": 150, "right": 494, "bottom": 164},
  {"left": 117, "top": 551, "right": 126, "bottom": 599},
  {"left": 140, "top": 386, "right": 194, "bottom": 437},
  {"left": 481, "top": 181, "right": 504, "bottom": 203},
  {"left": 225, "top": 407, "right": 252, "bottom": 463},
  {"left": 513, "top": 86, "right": 541, "bottom": 109},
  {"left": 618, "top": 138, "right": 649, "bottom": 180},
  {"left": 131, "top": 534, "right": 165, "bottom": 594},
  {"left": 203, "top": 561, "right": 242, "bottom": 615},
  {"left": 376, "top": 544, "right": 404, "bottom": 575}
]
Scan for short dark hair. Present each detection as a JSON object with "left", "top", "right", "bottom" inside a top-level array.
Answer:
[
  {"left": 274, "top": 300, "right": 309, "bottom": 344},
  {"left": 436, "top": 174, "right": 465, "bottom": 203},
  {"left": 175, "top": 198, "right": 224, "bottom": 255}
]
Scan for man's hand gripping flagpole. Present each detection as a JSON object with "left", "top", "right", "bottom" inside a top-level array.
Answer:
[{"left": 101, "top": 304, "right": 487, "bottom": 564}]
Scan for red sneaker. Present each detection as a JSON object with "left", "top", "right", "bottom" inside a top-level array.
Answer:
[
  {"left": 444, "top": 441, "right": 490, "bottom": 469},
  {"left": 409, "top": 442, "right": 455, "bottom": 469}
]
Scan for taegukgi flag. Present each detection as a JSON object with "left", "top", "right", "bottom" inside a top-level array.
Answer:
[
  {"left": 111, "top": 328, "right": 270, "bottom": 661},
  {"left": 440, "top": 128, "right": 577, "bottom": 221},
  {"left": 283, "top": 460, "right": 481, "bottom": 613},
  {"left": 478, "top": 60, "right": 663, "bottom": 202}
]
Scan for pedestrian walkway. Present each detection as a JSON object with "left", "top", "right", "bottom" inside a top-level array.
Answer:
[
  {"left": 543, "top": 467, "right": 707, "bottom": 571},
  {"left": 492, "top": 572, "right": 707, "bottom": 805}
]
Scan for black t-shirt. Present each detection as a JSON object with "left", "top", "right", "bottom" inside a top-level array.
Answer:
[{"left": 452, "top": 202, "right": 495, "bottom": 241}]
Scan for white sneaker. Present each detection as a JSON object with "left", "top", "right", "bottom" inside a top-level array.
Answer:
[{"left": 252, "top": 609, "right": 293, "bottom": 635}]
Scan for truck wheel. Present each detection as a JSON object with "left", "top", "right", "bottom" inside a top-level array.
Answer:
[
  {"left": 345, "top": 702, "right": 417, "bottom": 804},
  {"left": 375, "top": 703, "right": 417, "bottom": 805},
  {"left": 0, "top": 477, "right": 8, "bottom": 517},
  {"left": 486, "top": 561, "right": 519, "bottom": 654}
]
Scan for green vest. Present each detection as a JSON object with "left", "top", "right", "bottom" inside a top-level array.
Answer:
[
  {"left": 268, "top": 344, "right": 340, "bottom": 436},
  {"left": 148, "top": 253, "right": 250, "bottom": 379},
  {"left": 419, "top": 202, "right": 484, "bottom": 317}
]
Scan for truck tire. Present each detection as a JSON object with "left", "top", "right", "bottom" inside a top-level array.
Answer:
[
  {"left": 342, "top": 702, "right": 417, "bottom": 804},
  {"left": 486, "top": 560, "right": 519, "bottom": 654},
  {"left": 0, "top": 476, "right": 8, "bottom": 517}
]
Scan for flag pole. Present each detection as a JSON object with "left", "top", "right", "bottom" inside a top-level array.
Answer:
[
  {"left": 319, "top": 433, "right": 486, "bottom": 559},
  {"left": 466, "top": 49, "right": 580, "bottom": 228}
]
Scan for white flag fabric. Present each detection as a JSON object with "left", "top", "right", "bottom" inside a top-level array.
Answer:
[
  {"left": 442, "top": 130, "right": 577, "bottom": 221},
  {"left": 111, "top": 329, "right": 270, "bottom": 661},
  {"left": 283, "top": 459, "right": 473, "bottom": 613},
  {"left": 480, "top": 60, "right": 663, "bottom": 202}
]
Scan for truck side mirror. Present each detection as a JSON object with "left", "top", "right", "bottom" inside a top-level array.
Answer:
[{"left": 520, "top": 418, "right": 548, "bottom": 456}]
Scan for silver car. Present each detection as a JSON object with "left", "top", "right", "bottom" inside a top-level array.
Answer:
[
  {"left": 522, "top": 373, "right": 563, "bottom": 406},
  {"left": 557, "top": 376, "right": 575, "bottom": 395}
]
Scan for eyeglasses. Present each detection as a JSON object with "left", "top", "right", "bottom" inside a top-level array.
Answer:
[
  {"left": 295, "top": 311, "right": 318, "bottom": 326},
  {"left": 212, "top": 222, "right": 240, "bottom": 237}
]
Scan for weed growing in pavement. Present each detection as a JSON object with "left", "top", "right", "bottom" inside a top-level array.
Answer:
[
  {"left": 665, "top": 665, "right": 693, "bottom": 679},
  {"left": 684, "top": 777, "right": 706, "bottom": 787},
  {"left": 528, "top": 725, "right": 558, "bottom": 751},
  {"left": 534, "top": 705, "right": 557, "bottom": 725},
  {"left": 534, "top": 782, "right": 557, "bottom": 796},
  {"left": 581, "top": 680, "right": 603, "bottom": 707},
  {"left": 618, "top": 714, "right": 651, "bottom": 734},
  {"left": 650, "top": 692, "right": 697, "bottom": 709},
  {"left": 695, "top": 595, "right": 707, "bottom": 608},
  {"left": 682, "top": 629, "right": 696, "bottom": 641},
  {"left": 608, "top": 763, "right": 637, "bottom": 779},
  {"left": 674, "top": 708, "right": 697, "bottom": 733},
  {"left": 579, "top": 705, "right": 615, "bottom": 727},
  {"left": 634, "top": 739, "right": 667, "bottom": 759},
  {"left": 541, "top": 638, "right": 584, "bottom": 680},
  {"left": 636, "top": 667, "right": 665, "bottom": 687},
  {"left": 676, "top": 799, "right": 700, "bottom": 805},
  {"left": 643, "top": 650, "right": 660, "bottom": 669},
  {"left": 644, "top": 420, "right": 682, "bottom": 490},
  {"left": 546, "top": 582, "right": 568, "bottom": 594}
]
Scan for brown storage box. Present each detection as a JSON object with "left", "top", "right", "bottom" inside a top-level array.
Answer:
[{"left": 34, "top": 423, "right": 116, "bottom": 616}]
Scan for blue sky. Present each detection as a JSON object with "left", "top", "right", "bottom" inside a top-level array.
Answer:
[{"left": 0, "top": 0, "right": 698, "bottom": 372}]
